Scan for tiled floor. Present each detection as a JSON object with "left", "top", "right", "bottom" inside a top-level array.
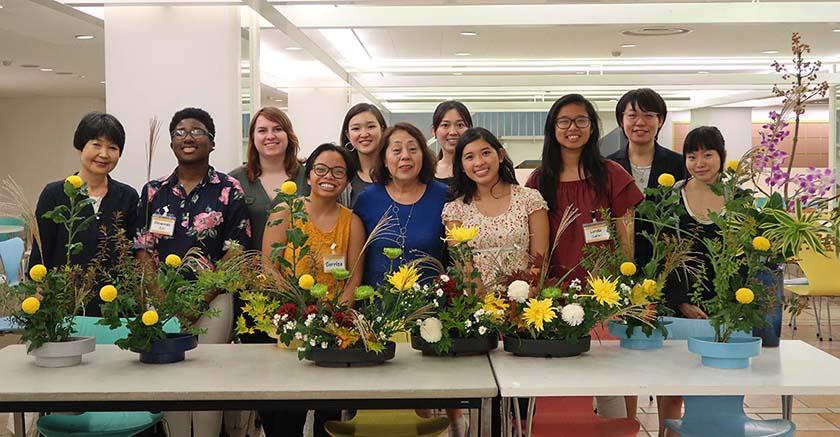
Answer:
[{"left": 2, "top": 297, "right": 839, "bottom": 436}]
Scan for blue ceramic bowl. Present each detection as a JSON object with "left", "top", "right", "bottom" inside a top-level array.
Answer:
[{"left": 688, "top": 336, "right": 762, "bottom": 369}]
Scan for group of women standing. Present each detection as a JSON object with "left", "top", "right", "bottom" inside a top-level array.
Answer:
[{"left": 34, "top": 86, "right": 733, "bottom": 437}]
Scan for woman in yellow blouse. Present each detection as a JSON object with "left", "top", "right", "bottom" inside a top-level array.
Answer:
[{"left": 263, "top": 143, "right": 365, "bottom": 304}]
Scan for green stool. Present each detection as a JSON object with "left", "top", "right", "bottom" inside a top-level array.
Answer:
[{"left": 325, "top": 410, "right": 451, "bottom": 437}]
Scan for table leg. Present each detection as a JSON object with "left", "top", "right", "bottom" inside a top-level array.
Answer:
[
  {"left": 781, "top": 395, "right": 793, "bottom": 420},
  {"left": 480, "top": 398, "right": 492, "bottom": 437},
  {"left": 512, "top": 397, "right": 523, "bottom": 437},
  {"left": 13, "top": 412, "right": 25, "bottom": 437},
  {"left": 525, "top": 397, "right": 535, "bottom": 437},
  {"left": 500, "top": 397, "right": 510, "bottom": 437},
  {"left": 469, "top": 405, "right": 479, "bottom": 437}
]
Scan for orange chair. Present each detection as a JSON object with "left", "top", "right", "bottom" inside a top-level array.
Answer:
[{"left": 527, "top": 397, "right": 639, "bottom": 437}]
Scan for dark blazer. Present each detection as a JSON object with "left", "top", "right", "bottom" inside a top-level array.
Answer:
[{"left": 607, "top": 142, "right": 686, "bottom": 270}]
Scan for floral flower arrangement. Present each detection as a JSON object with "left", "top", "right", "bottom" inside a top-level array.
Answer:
[
  {"left": 0, "top": 176, "right": 98, "bottom": 351},
  {"left": 97, "top": 243, "right": 221, "bottom": 352},
  {"left": 273, "top": 254, "right": 432, "bottom": 359},
  {"left": 410, "top": 225, "right": 504, "bottom": 354},
  {"left": 497, "top": 207, "right": 648, "bottom": 342}
]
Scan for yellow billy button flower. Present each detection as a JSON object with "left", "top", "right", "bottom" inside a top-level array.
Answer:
[
  {"left": 736, "top": 288, "right": 755, "bottom": 304},
  {"left": 280, "top": 181, "right": 297, "bottom": 196},
  {"left": 522, "top": 298, "right": 556, "bottom": 332},
  {"left": 727, "top": 160, "right": 740, "bottom": 172},
  {"left": 142, "top": 310, "right": 159, "bottom": 326},
  {"left": 21, "top": 296, "right": 40, "bottom": 315},
  {"left": 165, "top": 254, "right": 182, "bottom": 268},
  {"left": 752, "top": 236, "right": 771, "bottom": 252},
  {"left": 65, "top": 175, "right": 83, "bottom": 189},
  {"left": 619, "top": 262, "right": 637, "bottom": 276},
  {"left": 99, "top": 285, "right": 118, "bottom": 303},
  {"left": 657, "top": 173, "right": 676, "bottom": 188},
  {"left": 387, "top": 264, "right": 420, "bottom": 293},
  {"left": 29, "top": 264, "right": 47, "bottom": 282},
  {"left": 298, "top": 274, "right": 315, "bottom": 290},
  {"left": 445, "top": 225, "right": 479, "bottom": 244}
]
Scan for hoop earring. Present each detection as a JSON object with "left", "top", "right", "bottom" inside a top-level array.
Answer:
[{"left": 344, "top": 141, "right": 355, "bottom": 152}]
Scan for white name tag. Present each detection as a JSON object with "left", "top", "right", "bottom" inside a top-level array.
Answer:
[
  {"left": 583, "top": 221, "right": 610, "bottom": 244},
  {"left": 323, "top": 254, "right": 346, "bottom": 273},
  {"left": 149, "top": 214, "right": 176, "bottom": 237}
]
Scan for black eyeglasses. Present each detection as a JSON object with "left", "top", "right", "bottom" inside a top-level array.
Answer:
[
  {"left": 555, "top": 117, "right": 591, "bottom": 130},
  {"left": 312, "top": 163, "right": 348, "bottom": 179},
  {"left": 171, "top": 128, "right": 214, "bottom": 139}
]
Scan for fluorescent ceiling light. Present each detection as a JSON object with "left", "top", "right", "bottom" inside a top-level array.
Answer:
[
  {"left": 761, "top": 50, "right": 779, "bottom": 54},
  {"left": 452, "top": 72, "right": 463, "bottom": 75},
  {"left": 620, "top": 44, "right": 637, "bottom": 48},
  {"left": 285, "top": 46, "right": 302, "bottom": 51},
  {"left": 75, "top": 35, "right": 94, "bottom": 40},
  {"left": 320, "top": 28, "right": 372, "bottom": 63},
  {"left": 833, "top": 29, "right": 840, "bottom": 33},
  {"left": 40, "top": 68, "right": 53, "bottom": 72},
  {"left": 460, "top": 31, "right": 478, "bottom": 36},
  {"left": 99, "top": 81, "right": 105, "bottom": 84},
  {"left": 697, "top": 71, "right": 710, "bottom": 74},
  {"left": 455, "top": 52, "right": 471, "bottom": 56}
]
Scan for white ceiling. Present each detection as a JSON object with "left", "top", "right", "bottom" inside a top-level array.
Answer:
[{"left": 6, "top": 0, "right": 840, "bottom": 113}]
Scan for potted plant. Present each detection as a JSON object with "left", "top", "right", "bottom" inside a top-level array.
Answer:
[
  {"left": 97, "top": 236, "right": 221, "bottom": 364},
  {"left": 499, "top": 207, "right": 649, "bottom": 357},
  {"left": 410, "top": 225, "right": 502, "bottom": 356},
  {"left": 0, "top": 176, "right": 97, "bottom": 367}
]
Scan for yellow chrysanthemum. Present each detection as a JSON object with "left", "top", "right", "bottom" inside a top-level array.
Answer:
[
  {"left": 522, "top": 298, "right": 556, "bottom": 332},
  {"left": 657, "top": 173, "right": 676, "bottom": 188},
  {"left": 141, "top": 310, "right": 159, "bottom": 326},
  {"left": 630, "top": 279, "right": 659, "bottom": 306},
  {"left": 736, "top": 287, "right": 754, "bottom": 304},
  {"left": 65, "top": 175, "right": 83, "bottom": 189},
  {"left": 752, "top": 236, "right": 771, "bottom": 252},
  {"left": 483, "top": 293, "right": 509, "bottom": 320},
  {"left": 99, "top": 285, "right": 117, "bottom": 303},
  {"left": 298, "top": 274, "right": 315, "bottom": 290},
  {"left": 387, "top": 264, "right": 420, "bottom": 292},
  {"left": 726, "top": 160, "right": 740, "bottom": 172},
  {"left": 619, "top": 262, "right": 637, "bottom": 276},
  {"left": 29, "top": 264, "right": 47, "bottom": 282},
  {"left": 21, "top": 296, "right": 40, "bottom": 315},
  {"left": 280, "top": 181, "right": 297, "bottom": 195},
  {"left": 165, "top": 254, "right": 182, "bottom": 268},
  {"left": 445, "top": 225, "right": 479, "bottom": 244},
  {"left": 588, "top": 275, "right": 621, "bottom": 307}
]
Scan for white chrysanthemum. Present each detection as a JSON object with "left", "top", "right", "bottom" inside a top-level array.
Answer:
[
  {"left": 620, "top": 283, "right": 632, "bottom": 293},
  {"left": 465, "top": 319, "right": 473, "bottom": 328},
  {"left": 420, "top": 317, "right": 443, "bottom": 343},
  {"left": 440, "top": 274, "right": 450, "bottom": 282},
  {"left": 478, "top": 326, "right": 487, "bottom": 335},
  {"left": 321, "top": 341, "right": 328, "bottom": 349},
  {"left": 434, "top": 300, "right": 439, "bottom": 307},
  {"left": 295, "top": 332, "right": 303, "bottom": 340},
  {"left": 507, "top": 280, "right": 530, "bottom": 303},
  {"left": 436, "top": 289, "right": 444, "bottom": 297},
  {"left": 321, "top": 315, "right": 329, "bottom": 324},
  {"left": 561, "top": 303, "right": 585, "bottom": 326},
  {"left": 310, "top": 339, "right": 316, "bottom": 346}
]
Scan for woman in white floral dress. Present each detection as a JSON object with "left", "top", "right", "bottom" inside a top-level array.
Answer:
[{"left": 442, "top": 127, "right": 549, "bottom": 293}]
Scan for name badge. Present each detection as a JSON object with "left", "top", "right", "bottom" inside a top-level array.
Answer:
[
  {"left": 583, "top": 221, "right": 610, "bottom": 244},
  {"left": 323, "top": 254, "right": 346, "bottom": 273},
  {"left": 149, "top": 214, "right": 176, "bottom": 237}
]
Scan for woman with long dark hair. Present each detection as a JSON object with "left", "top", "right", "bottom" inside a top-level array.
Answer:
[
  {"left": 338, "top": 103, "right": 387, "bottom": 207},
  {"left": 525, "top": 94, "right": 643, "bottom": 420},
  {"left": 443, "top": 127, "right": 548, "bottom": 290}
]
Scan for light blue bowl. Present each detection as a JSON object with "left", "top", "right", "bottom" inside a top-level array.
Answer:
[
  {"left": 608, "top": 320, "right": 671, "bottom": 350},
  {"left": 688, "top": 336, "right": 762, "bottom": 369}
]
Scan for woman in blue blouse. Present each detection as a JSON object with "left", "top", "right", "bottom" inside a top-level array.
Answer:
[{"left": 354, "top": 122, "right": 447, "bottom": 286}]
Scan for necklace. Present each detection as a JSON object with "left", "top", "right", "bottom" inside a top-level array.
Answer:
[{"left": 389, "top": 201, "right": 416, "bottom": 251}]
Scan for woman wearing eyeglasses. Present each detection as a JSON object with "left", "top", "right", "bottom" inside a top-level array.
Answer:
[
  {"left": 432, "top": 100, "right": 473, "bottom": 186},
  {"left": 260, "top": 143, "right": 365, "bottom": 436},
  {"left": 525, "top": 94, "right": 643, "bottom": 420}
]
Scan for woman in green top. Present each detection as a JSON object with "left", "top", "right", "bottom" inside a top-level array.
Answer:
[{"left": 230, "top": 106, "right": 310, "bottom": 251}]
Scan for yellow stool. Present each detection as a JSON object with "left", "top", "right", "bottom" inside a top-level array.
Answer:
[{"left": 324, "top": 410, "right": 451, "bottom": 437}]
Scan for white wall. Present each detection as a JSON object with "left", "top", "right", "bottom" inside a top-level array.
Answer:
[
  {"left": 288, "top": 87, "right": 350, "bottom": 156},
  {"left": 0, "top": 97, "right": 105, "bottom": 202},
  {"left": 691, "top": 107, "right": 753, "bottom": 160},
  {"left": 105, "top": 6, "right": 242, "bottom": 189}
]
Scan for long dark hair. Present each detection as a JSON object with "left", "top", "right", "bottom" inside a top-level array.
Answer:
[
  {"left": 450, "top": 127, "right": 518, "bottom": 203},
  {"left": 537, "top": 94, "right": 607, "bottom": 210},
  {"left": 339, "top": 103, "right": 387, "bottom": 157}
]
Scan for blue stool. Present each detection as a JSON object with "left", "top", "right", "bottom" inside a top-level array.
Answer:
[
  {"left": 664, "top": 396, "right": 795, "bottom": 437},
  {"left": 37, "top": 412, "right": 164, "bottom": 437},
  {"left": 0, "top": 237, "right": 24, "bottom": 285}
]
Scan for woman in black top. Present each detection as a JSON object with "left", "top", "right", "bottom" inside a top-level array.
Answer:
[
  {"left": 30, "top": 112, "right": 138, "bottom": 316},
  {"left": 433, "top": 100, "right": 473, "bottom": 188}
]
